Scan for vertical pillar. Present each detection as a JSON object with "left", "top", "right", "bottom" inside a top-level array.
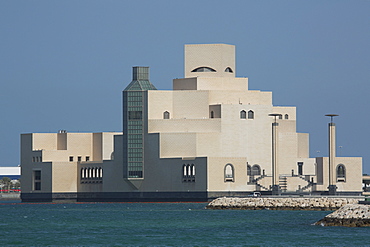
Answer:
[
  {"left": 328, "top": 122, "right": 337, "bottom": 195},
  {"left": 326, "top": 114, "right": 338, "bottom": 195},
  {"left": 269, "top": 113, "right": 281, "bottom": 195}
]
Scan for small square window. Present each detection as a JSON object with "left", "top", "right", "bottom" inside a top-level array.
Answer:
[
  {"left": 69, "top": 156, "right": 73, "bottom": 162},
  {"left": 86, "top": 156, "right": 90, "bottom": 161},
  {"left": 78, "top": 156, "right": 82, "bottom": 162}
]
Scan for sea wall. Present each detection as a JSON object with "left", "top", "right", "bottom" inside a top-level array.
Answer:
[
  {"left": 315, "top": 204, "right": 370, "bottom": 227},
  {"left": 206, "top": 197, "right": 358, "bottom": 211}
]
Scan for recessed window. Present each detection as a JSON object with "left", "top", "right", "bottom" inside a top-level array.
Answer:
[
  {"left": 69, "top": 156, "right": 73, "bottom": 162},
  {"left": 128, "top": 111, "right": 142, "bottom": 120},
  {"left": 224, "top": 164, "right": 234, "bottom": 182},
  {"left": 240, "top": 110, "right": 246, "bottom": 119},
  {"left": 337, "top": 164, "right": 346, "bottom": 182},
  {"left": 163, "top": 111, "right": 170, "bottom": 119},
  {"left": 78, "top": 156, "right": 82, "bottom": 162},
  {"left": 278, "top": 114, "right": 282, "bottom": 119},
  {"left": 248, "top": 110, "right": 254, "bottom": 119},
  {"left": 251, "top": 165, "right": 261, "bottom": 176},
  {"left": 225, "top": 67, "right": 233, "bottom": 73},
  {"left": 33, "top": 170, "right": 41, "bottom": 191},
  {"left": 191, "top": 67, "right": 216, "bottom": 72},
  {"left": 298, "top": 162, "right": 303, "bottom": 175},
  {"left": 86, "top": 156, "right": 90, "bottom": 161},
  {"left": 285, "top": 114, "right": 289, "bottom": 120}
]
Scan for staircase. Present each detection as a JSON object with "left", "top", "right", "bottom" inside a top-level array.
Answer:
[
  {"left": 279, "top": 176, "right": 287, "bottom": 192},
  {"left": 249, "top": 175, "right": 269, "bottom": 191},
  {"left": 296, "top": 175, "right": 316, "bottom": 193}
]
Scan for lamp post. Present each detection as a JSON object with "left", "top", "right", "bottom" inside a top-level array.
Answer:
[
  {"left": 325, "top": 114, "right": 338, "bottom": 195},
  {"left": 269, "top": 113, "right": 282, "bottom": 195}
]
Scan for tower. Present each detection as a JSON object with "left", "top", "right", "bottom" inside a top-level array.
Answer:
[{"left": 123, "top": 67, "right": 157, "bottom": 179}]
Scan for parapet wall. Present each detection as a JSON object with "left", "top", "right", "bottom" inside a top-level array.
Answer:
[{"left": 206, "top": 197, "right": 359, "bottom": 211}]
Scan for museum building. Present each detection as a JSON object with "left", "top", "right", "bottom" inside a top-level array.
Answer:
[{"left": 21, "top": 44, "right": 363, "bottom": 202}]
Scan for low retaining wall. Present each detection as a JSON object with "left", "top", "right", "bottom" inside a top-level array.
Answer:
[
  {"left": 206, "top": 197, "right": 358, "bottom": 211},
  {"left": 315, "top": 204, "right": 370, "bottom": 227}
]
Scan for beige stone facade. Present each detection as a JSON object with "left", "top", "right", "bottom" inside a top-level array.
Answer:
[{"left": 21, "top": 44, "right": 363, "bottom": 202}]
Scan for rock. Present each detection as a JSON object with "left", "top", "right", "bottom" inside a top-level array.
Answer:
[
  {"left": 315, "top": 204, "right": 370, "bottom": 227},
  {"left": 205, "top": 197, "right": 359, "bottom": 211}
]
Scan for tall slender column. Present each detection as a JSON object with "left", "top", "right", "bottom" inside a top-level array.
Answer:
[
  {"left": 269, "top": 114, "right": 281, "bottom": 195},
  {"left": 326, "top": 114, "right": 338, "bottom": 195}
]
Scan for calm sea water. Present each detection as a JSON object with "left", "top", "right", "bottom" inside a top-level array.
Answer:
[{"left": 0, "top": 201, "right": 368, "bottom": 246}]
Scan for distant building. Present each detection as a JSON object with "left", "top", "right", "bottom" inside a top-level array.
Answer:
[
  {"left": 21, "top": 44, "right": 363, "bottom": 202},
  {"left": 0, "top": 167, "right": 20, "bottom": 180}
]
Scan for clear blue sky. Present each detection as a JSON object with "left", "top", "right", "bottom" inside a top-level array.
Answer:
[{"left": 1, "top": 1, "right": 369, "bottom": 172}]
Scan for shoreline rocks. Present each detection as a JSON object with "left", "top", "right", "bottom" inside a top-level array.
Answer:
[
  {"left": 206, "top": 197, "right": 358, "bottom": 211},
  {"left": 315, "top": 204, "right": 370, "bottom": 227}
]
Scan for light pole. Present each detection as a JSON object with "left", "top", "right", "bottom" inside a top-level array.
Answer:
[
  {"left": 325, "top": 114, "right": 338, "bottom": 195},
  {"left": 269, "top": 113, "right": 282, "bottom": 195}
]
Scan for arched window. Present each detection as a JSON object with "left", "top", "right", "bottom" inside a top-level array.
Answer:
[
  {"left": 337, "top": 164, "right": 346, "bottom": 182},
  {"left": 191, "top": 164, "right": 195, "bottom": 177},
  {"left": 81, "top": 168, "right": 84, "bottom": 179},
  {"left": 163, "top": 111, "right": 170, "bottom": 119},
  {"left": 187, "top": 165, "right": 191, "bottom": 177},
  {"left": 99, "top": 168, "right": 103, "bottom": 178},
  {"left": 240, "top": 110, "right": 246, "bottom": 119},
  {"left": 248, "top": 110, "right": 254, "bottom": 119},
  {"left": 210, "top": 111, "right": 214, "bottom": 119},
  {"left": 285, "top": 114, "right": 289, "bottom": 120},
  {"left": 224, "top": 164, "right": 234, "bottom": 182},
  {"left": 191, "top": 67, "right": 216, "bottom": 72},
  {"left": 252, "top": 165, "right": 261, "bottom": 176},
  {"left": 278, "top": 114, "right": 282, "bottom": 119},
  {"left": 225, "top": 67, "right": 233, "bottom": 73},
  {"left": 183, "top": 165, "right": 187, "bottom": 177},
  {"left": 247, "top": 165, "right": 251, "bottom": 176}
]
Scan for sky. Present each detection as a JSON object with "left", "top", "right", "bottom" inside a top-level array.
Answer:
[{"left": 1, "top": 1, "right": 369, "bottom": 172}]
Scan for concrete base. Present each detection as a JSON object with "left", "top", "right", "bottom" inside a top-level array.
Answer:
[
  {"left": 328, "top": 185, "right": 337, "bottom": 195},
  {"left": 272, "top": 185, "right": 281, "bottom": 195}
]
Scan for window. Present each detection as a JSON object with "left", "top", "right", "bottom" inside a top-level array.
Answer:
[
  {"left": 251, "top": 165, "right": 261, "bottom": 176},
  {"left": 248, "top": 110, "right": 254, "bottom": 119},
  {"left": 86, "top": 156, "right": 90, "bottom": 161},
  {"left": 247, "top": 165, "right": 251, "bottom": 176},
  {"left": 240, "top": 110, "right": 246, "bottom": 119},
  {"left": 278, "top": 114, "right": 282, "bottom": 119},
  {"left": 33, "top": 170, "right": 41, "bottom": 191},
  {"left": 163, "top": 111, "right": 170, "bottom": 119},
  {"left": 298, "top": 162, "right": 303, "bottom": 175},
  {"left": 285, "top": 114, "right": 289, "bottom": 120},
  {"left": 225, "top": 67, "right": 233, "bottom": 73},
  {"left": 129, "top": 111, "right": 142, "bottom": 120},
  {"left": 191, "top": 67, "right": 216, "bottom": 72},
  {"left": 210, "top": 111, "right": 214, "bottom": 119},
  {"left": 337, "top": 164, "right": 346, "bottom": 182},
  {"left": 224, "top": 164, "right": 234, "bottom": 182},
  {"left": 32, "top": 157, "right": 35, "bottom": 162},
  {"left": 183, "top": 164, "right": 195, "bottom": 182},
  {"left": 69, "top": 156, "right": 73, "bottom": 162},
  {"left": 78, "top": 156, "right": 82, "bottom": 162}
]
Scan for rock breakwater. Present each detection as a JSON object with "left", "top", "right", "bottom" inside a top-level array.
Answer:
[
  {"left": 315, "top": 204, "right": 370, "bottom": 227},
  {"left": 206, "top": 197, "right": 358, "bottom": 211}
]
